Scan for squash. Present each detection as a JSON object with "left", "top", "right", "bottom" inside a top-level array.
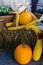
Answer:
[
  {"left": 14, "top": 44, "right": 32, "bottom": 64},
  {"left": 25, "top": 25, "right": 42, "bottom": 61},
  {"left": 19, "top": 11, "right": 32, "bottom": 25}
]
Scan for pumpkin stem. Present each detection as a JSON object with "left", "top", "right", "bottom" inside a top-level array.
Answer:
[{"left": 22, "top": 43, "right": 26, "bottom": 48}]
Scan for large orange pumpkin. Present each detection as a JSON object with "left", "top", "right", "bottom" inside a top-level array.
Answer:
[
  {"left": 19, "top": 11, "right": 32, "bottom": 25},
  {"left": 14, "top": 44, "right": 32, "bottom": 64}
]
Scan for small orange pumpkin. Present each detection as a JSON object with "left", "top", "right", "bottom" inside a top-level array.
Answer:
[
  {"left": 19, "top": 11, "right": 32, "bottom": 25},
  {"left": 14, "top": 44, "right": 32, "bottom": 64}
]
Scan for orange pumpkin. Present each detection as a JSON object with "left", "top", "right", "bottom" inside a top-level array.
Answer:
[
  {"left": 14, "top": 44, "right": 32, "bottom": 64},
  {"left": 19, "top": 11, "right": 32, "bottom": 25}
]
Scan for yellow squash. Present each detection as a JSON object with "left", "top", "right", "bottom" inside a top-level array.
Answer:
[
  {"left": 33, "top": 39, "right": 42, "bottom": 61},
  {"left": 8, "top": 25, "right": 25, "bottom": 30},
  {"left": 26, "top": 20, "right": 37, "bottom": 26},
  {"left": 6, "top": 22, "right": 13, "bottom": 27},
  {"left": 25, "top": 25, "right": 42, "bottom": 61}
]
